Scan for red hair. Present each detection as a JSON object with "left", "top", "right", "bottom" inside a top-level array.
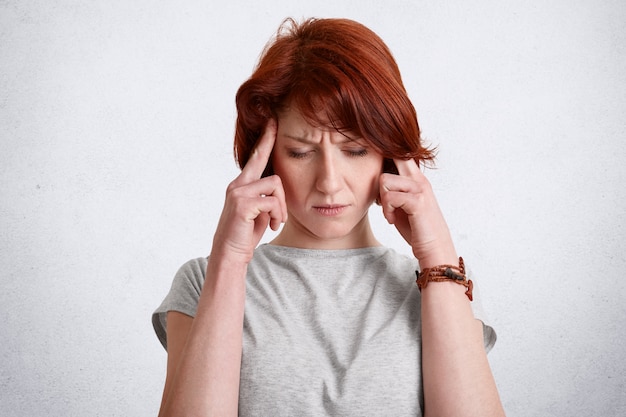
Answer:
[{"left": 234, "top": 18, "right": 435, "bottom": 175}]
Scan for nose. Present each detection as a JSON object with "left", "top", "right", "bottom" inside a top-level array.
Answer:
[{"left": 315, "top": 151, "right": 343, "bottom": 195}]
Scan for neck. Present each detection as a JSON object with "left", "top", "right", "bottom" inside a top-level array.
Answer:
[{"left": 270, "top": 216, "right": 380, "bottom": 250}]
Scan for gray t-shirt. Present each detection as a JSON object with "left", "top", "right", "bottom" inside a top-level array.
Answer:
[{"left": 153, "top": 244, "right": 496, "bottom": 416}]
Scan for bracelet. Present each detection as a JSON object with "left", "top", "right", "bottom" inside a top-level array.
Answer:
[{"left": 415, "top": 257, "right": 474, "bottom": 301}]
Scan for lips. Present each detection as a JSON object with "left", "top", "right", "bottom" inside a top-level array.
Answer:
[{"left": 313, "top": 205, "right": 348, "bottom": 216}]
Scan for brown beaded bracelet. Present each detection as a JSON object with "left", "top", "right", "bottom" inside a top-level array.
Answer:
[{"left": 416, "top": 257, "right": 474, "bottom": 301}]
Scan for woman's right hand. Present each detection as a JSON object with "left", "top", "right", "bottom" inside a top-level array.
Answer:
[
  {"left": 160, "top": 124, "right": 284, "bottom": 417},
  {"left": 211, "top": 119, "right": 288, "bottom": 263}
]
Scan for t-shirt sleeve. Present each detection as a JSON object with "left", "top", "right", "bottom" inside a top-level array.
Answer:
[
  {"left": 152, "top": 257, "right": 208, "bottom": 350},
  {"left": 466, "top": 268, "right": 498, "bottom": 353}
]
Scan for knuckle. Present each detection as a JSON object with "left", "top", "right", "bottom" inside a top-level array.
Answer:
[
  {"left": 269, "top": 174, "right": 283, "bottom": 187},
  {"left": 226, "top": 183, "right": 246, "bottom": 200},
  {"left": 226, "top": 181, "right": 240, "bottom": 195}
]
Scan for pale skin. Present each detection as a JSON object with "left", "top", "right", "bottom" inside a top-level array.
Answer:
[{"left": 158, "top": 108, "right": 505, "bottom": 417}]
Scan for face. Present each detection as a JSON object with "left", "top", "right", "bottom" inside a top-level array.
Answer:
[{"left": 271, "top": 107, "right": 384, "bottom": 249}]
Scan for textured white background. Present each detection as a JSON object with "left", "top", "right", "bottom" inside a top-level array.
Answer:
[{"left": 1, "top": 1, "right": 625, "bottom": 416}]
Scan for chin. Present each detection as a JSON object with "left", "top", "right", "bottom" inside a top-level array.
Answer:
[{"left": 307, "top": 223, "right": 360, "bottom": 243}]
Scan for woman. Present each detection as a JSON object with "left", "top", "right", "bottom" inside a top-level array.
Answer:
[{"left": 153, "top": 17, "right": 505, "bottom": 416}]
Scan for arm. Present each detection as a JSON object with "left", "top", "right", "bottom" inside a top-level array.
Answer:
[
  {"left": 159, "top": 311, "right": 192, "bottom": 412},
  {"left": 420, "top": 276, "right": 504, "bottom": 417},
  {"left": 379, "top": 159, "right": 505, "bottom": 417},
  {"left": 159, "top": 258, "right": 248, "bottom": 417},
  {"left": 158, "top": 120, "right": 287, "bottom": 416}
]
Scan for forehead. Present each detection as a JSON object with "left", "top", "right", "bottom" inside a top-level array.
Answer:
[
  {"left": 278, "top": 105, "right": 327, "bottom": 128},
  {"left": 277, "top": 106, "right": 360, "bottom": 142}
]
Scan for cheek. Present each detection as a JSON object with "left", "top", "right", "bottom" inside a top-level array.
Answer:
[
  {"left": 351, "top": 160, "right": 383, "bottom": 200},
  {"left": 367, "top": 172, "right": 381, "bottom": 197},
  {"left": 271, "top": 157, "right": 302, "bottom": 198},
  {"left": 365, "top": 159, "right": 384, "bottom": 190}
]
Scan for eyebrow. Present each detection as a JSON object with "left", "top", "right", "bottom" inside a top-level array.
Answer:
[{"left": 283, "top": 134, "right": 317, "bottom": 144}]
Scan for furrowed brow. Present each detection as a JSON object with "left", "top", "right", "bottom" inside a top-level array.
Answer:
[
  {"left": 283, "top": 132, "right": 362, "bottom": 145},
  {"left": 284, "top": 134, "right": 317, "bottom": 144}
]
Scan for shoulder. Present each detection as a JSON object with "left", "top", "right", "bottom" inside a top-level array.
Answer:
[
  {"left": 171, "top": 257, "right": 208, "bottom": 294},
  {"left": 371, "top": 247, "right": 419, "bottom": 277},
  {"left": 152, "top": 257, "right": 207, "bottom": 349}
]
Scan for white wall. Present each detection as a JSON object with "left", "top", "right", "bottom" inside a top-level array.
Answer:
[{"left": 1, "top": 1, "right": 625, "bottom": 416}]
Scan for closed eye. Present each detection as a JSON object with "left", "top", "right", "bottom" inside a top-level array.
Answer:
[
  {"left": 288, "top": 150, "right": 312, "bottom": 159},
  {"left": 345, "top": 148, "right": 369, "bottom": 157}
]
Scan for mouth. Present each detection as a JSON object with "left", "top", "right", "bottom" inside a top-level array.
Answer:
[{"left": 313, "top": 205, "right": 348, "bottom": 216}]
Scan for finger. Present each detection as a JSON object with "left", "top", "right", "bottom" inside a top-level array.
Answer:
[
  {"left": 253, "top": 212, "right": 271, "bottom": 237},
  {"left": 393, "top": 157, "right": 421, "bottom": 178},
  {"left": 380, "top": 190, "right": 408, "bottom": 224},
  {"left": 231, "top": 175, "right": 288, "bottom": 222},
  {"left": 264, "top": 175, "right": 288, "bottom": 226},
  {"left": 250, "top": 195, "right": 287, "bottom": 232},
  {"left": 379, "top": 174, "right": 427, "bottom": 225},
  {"left": 380, "top": 172, "right": 423, "bottom": 194},
  {"left": 241, "top": 119, "right": 277, "bottom": 181}
]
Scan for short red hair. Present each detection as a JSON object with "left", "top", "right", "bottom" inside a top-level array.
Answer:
[{"left": 234, "top": 18, "right": 435, "bottom": 175}]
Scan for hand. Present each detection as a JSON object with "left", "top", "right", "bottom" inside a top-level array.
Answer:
[
  {"left": 379, "top": 158, "right": 457, "bottom": 267},
  {"left": 211, "top": 119, "right": 288, "bottom": 263}
]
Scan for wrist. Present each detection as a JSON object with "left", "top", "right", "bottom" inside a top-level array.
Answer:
[
  {"left": 413, "top": 236, "right": 458, "bottom": 269},
  {"left": 417, "top": 249, "right": 459, "bottom": 270},
  {"left": 210, "top": 235, "right": 256, "bottom": 265},
  {"left": 416, "top": 256, "right": 473, "bottom": 301},
  {"left": 206, "top": 248, "right": 250, "bottom": 282}
]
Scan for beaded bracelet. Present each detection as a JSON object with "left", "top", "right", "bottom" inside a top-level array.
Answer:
[{"left": 416, "top": 257, "right": 474, "bottom": 301}]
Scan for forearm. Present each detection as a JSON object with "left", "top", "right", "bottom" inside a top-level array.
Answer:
[
  {"left": 421, "top": 281, "right": 504, "bottom": 417},
  {"left": 160, "top": 255, "right": 248, "bottom": 417}
]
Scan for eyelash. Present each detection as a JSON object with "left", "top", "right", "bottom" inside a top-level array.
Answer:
[
  {"left": 288, "top": 151, "right": 310, "bottom": 159},
  {"left": 346, "top": 149, "right": 368, "bottom": 157}
]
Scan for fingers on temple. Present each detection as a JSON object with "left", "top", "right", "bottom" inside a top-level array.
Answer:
[
  {"left": 393, "top": 157, "right": 421, "bottom": 178},
  {"left": 241, "top": 119, "right": 277, "bottom": 182}
]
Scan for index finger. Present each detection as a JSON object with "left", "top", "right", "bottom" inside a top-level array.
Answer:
[
  {"left": 242, "top": 119, "right": 277, "bottom": 181},
  {"left": 393, "top": 157, "right": 421, "bottom": 178}
]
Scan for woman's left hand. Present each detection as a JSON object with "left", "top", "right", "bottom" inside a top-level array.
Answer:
[{"left": 378, "top": 158, "right": 457, "bottom": 267}]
